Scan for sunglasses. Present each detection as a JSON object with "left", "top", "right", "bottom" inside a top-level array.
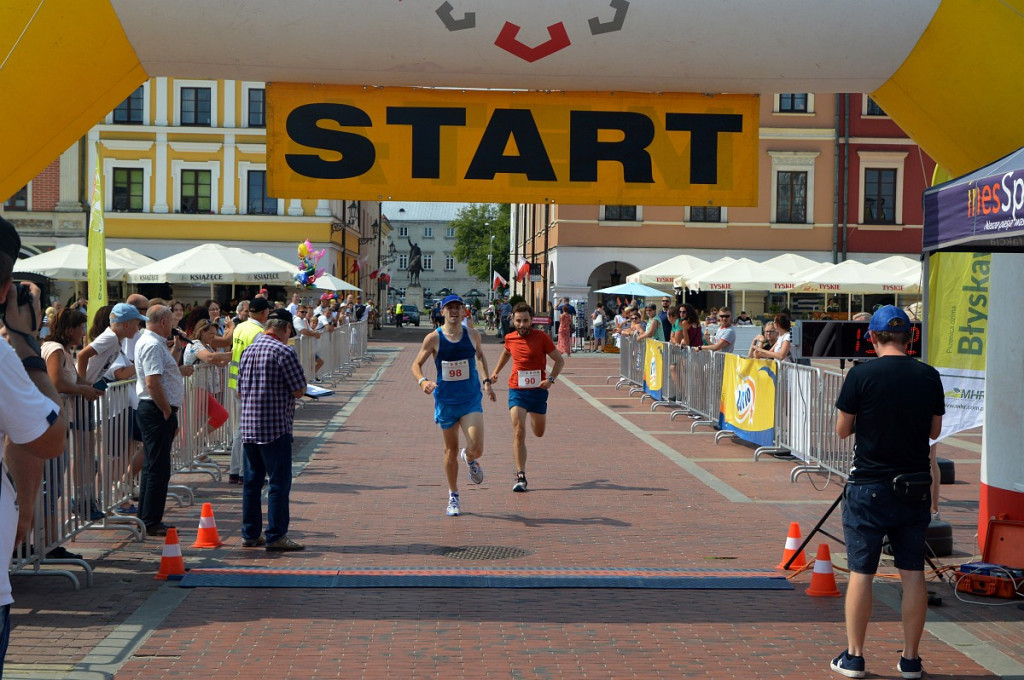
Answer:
[{"left": 718, "top": 315, "right": 731, "bottom": 319}]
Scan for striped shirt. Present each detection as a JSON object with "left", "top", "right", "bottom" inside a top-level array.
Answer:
[{"left": 238, "top": 333, "right": 306, "bottom": 444}]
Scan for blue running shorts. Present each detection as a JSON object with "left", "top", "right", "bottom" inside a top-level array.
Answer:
[
  {"left": 508, "top": 387, "right": 549, "bottom": 415},
  {"left": 434, "top": 392, "right": 483, "bottom": 430},
  {"left": 842, "top": 481, "right": 930, "bottom": 574}
]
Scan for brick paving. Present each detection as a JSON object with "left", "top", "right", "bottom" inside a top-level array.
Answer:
[{"left": 5, "top": 327, "right": 1022, "bottom": 679}]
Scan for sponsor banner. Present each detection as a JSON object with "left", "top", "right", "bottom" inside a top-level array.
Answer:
[
  {"left": 643, "top": 340, "right": 665, "bottom": 402},
  {"left": 718, "top": 354, "right": 776, "bottom": 447},
  {"left": 924, "top": 164, "right": 1024, "bottom": 249},
  {"left": 267, "top": 84, "right": 759, "bottom": 206},
  {"left": 927, "top": 251, "right": 988, "bottom": 441}
]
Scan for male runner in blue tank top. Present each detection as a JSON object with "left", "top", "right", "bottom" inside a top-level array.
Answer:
[{"left": 412, "top": 295, "right": 495, "bottom": 516}]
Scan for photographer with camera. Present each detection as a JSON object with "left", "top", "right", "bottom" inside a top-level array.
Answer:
[{"left": 0, "top": 217, "right": 67, "bottom": 674}]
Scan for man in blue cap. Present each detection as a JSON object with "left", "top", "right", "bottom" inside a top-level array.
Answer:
[
  {"left": 411, "top": 294, "right": 495, "bottom": 517},
  {"left": 830, "top": 305, "right": 944, "bottom": 680}
]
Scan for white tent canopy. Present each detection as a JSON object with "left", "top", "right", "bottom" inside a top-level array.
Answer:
[
  {"left": 760, "top": 253, "right": 824, "bottom": 275},
  {"left": 14, "top": 243, "right": 137, "bottom": 281},
  {"left": 126, "top": 243, "right": 293, "bottom": 285},
  {"left": 795, "top": 259, "right": 917, "bottom": 294},
  {"left": 626, "top": 254, "right": 709, "bottom": 290},
  {"left": 111, "top": 247, "right": 155, "bottom": 269},
  {"left": 670, "top": 257, "right": 736, "bottom": 289},
  {"left": 680, "top": 257, "right": 797, "bottom": 292},
  {"left": 866, "top": 255, "right": 919, "bottom": 275}
]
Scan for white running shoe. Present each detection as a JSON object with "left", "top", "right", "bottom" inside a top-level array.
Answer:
[
  {"left": 460, "top": 448, "right": 484, "bottom": 484},
  {"left": 513, "top": 472, "right": 528, "bottom": 492},
  {"left": 446, "top": 495, "right": 461, "bottom": 516}
]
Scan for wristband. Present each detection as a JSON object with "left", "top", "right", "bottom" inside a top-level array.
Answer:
[
  {"left": 548, "top": 376, "right": 556, "bottom": 383},
  {"left": 418, "top": 377, "right": 428, "bottom": 386},
  {"left": 21, "top": 355, "right": 47, "bottom": 373},
  {"left": 482, "top": 378, "right": 491, "bottom": 385},
  {"left": 6, "top": 327, "right": 40, "bottom": 356}
]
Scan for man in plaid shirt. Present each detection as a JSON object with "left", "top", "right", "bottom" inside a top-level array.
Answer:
[{"left": 238, "top": 309, "right": 307, "bottom": 551}]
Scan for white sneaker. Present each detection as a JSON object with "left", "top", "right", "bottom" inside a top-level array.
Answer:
[
  {"left": 460, "top": 448, "right": 484, "bottom": 484},
  {"left": 446, "top": 495, "right": 461, "bottom": 516}
]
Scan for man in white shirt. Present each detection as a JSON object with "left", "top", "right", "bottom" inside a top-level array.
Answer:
[
  {"left": 697, "top": 307, "right": 738, "bottom": 353},
  {"left": 286, "top": 293, "right": 300, "bottom": 316},
  {"left": 77, "top": 303, "right": 148, "bottom": 385},
  {"left": 0, "top": 218, "right": 67, "bottom": 673},
  {"left": 135, "top": 305, "right": 192, "bottom": 537}
]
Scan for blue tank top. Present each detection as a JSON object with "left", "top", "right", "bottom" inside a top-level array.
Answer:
[{"left": 434, "top": 327, "right": 480, "bottom": 404}]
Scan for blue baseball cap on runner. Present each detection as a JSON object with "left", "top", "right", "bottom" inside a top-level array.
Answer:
[{"left": 441, "top": 294, "right": 464, "bottom": 308}]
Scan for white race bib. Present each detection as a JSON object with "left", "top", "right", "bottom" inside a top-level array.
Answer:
[
  {"left": 441, "top": 359, "right": 470, "bottom": 382},
  {"left": 517, "top": 369, "right": 542, "bottom": 388}
]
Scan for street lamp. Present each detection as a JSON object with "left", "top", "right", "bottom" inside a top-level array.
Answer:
[{"left": 486, "top": 223, "right": 494, "bottom": 302}]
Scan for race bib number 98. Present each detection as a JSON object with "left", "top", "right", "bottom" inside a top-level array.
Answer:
[
  {"left": 517, "top": 369, "right": 542, "bottom": 388},
  {"left": 441, "top": 359, "right": 470, "bottom": 381}
]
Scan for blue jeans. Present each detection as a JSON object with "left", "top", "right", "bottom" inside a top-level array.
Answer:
[
  {"left": 242, "top": 434, "right": 293, "bottom": 544},
  {"left": 0, "top": 603, "right": 11, "bottom": 676}
]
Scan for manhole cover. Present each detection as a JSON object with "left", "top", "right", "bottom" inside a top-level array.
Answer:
[{"left": 433, "top": 545, "right": 531, "bottom": 560}]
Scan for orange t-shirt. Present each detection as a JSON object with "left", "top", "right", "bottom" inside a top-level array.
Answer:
[{"left": 503, "top": 329, "right": 556, "bottom": 389}]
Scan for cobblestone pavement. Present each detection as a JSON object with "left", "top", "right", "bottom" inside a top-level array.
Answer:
[{"left": 6, "top": 327, "right": 1022, "bottom": 679}]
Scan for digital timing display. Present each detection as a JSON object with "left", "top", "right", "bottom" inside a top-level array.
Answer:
[{"left": 794, "top": 321, "right": 922, "bottom": 360}]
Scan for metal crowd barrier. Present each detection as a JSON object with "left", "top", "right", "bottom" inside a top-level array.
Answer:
[
  {"left": 753, "top": 362, "right": 821, "bottom": 467},
  {"left": 811, "top": 369, "right": 854, "bottom": 481}
]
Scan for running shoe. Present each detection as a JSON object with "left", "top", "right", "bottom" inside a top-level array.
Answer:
[
  {"left": 460, "top": 448, "right": 484, "bottom": 484},
  {"left": 513, "top": 472, "right": 528, "bottom": 493},
  {"left": 830, "top": 650, "right": 866, "bottom": 678},
  {"left": 897, "top": 655, "right": 923, "bottom": 679},
  {"left": 446, "top": 494, "right": 461, "bottom": 516}
]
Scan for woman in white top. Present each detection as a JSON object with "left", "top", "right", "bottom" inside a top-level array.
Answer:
[
  {"left": 752, "top": 313, "right": 794, "bottom": 362},
  {"left": 183, "top": 319, "right": 232, "bottom": 433}
]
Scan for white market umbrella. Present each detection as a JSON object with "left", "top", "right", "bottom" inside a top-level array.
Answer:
[
  {"left": 760, "top": 253, "right": 823, "bottom": 275},
  {"left": 683, "top": 257, "right": 798, "bottom": 312},
  {"left": 253, "top": 251, "right": 302, "bottom": 278},
  {"left": 127, "top": 243, "right": 293, "bottom": 285},
  {"left": 313, "top": 273, "right": 361, "bottom": 292},
  {"left": 14, "top": 243, "right": 136, "bottom": 281},
  {"left": 795, "top": 259, "right": 913, "bottom": 294},
  {"left": 626, "top": 253, "right": 709, "bottom": 291},
  {"left": 111, "top": 247, "right": 155, "bottom": 268},
  {"left": 671, "top": 257, "right": 736, "bottom": 289},
  {"left": 866, "top": 255, "right": 919, "bottom": 275}
]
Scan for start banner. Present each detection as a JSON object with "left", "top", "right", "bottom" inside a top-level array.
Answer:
[
  {"left": 719, "top": 354, "right": 777, "bottom": 447},
  {"left": 267, "top": 84, "right": 759, "bottom": 206}
]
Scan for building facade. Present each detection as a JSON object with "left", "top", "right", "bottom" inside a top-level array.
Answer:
[
  {"left": 3, "top": 78, "right": 384, "bottom": 306},
  {"left": 381, "top": 203, "right": 488, "bottom": 309},
  {"left": 510, "top": 92, "right": 936, "bottom": 316}
]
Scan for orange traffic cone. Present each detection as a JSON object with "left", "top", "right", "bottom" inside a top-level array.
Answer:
[
  {"left": 776, "top": 521, "right": 808, "bottom": 570},
  {"left": 190, "top": 503, "right": 223, "bottom": 548},
  {"left": 155, "top": 528, "right": 187, "bottom": 581},
  {"left": 806, "top": 544, "right": 842, "bottom": 597}
]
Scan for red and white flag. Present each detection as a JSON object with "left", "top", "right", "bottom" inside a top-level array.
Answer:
[
  {"left": 369, "top": 268, "right": 380, "bottom": 280},
  {"left": 516, "top": 257, "right": 530, "bottom": 282},
  {"left": 492, "top": 271, "right": 507, "bottom": 290},
  {"left": 351, "top": 255, "right": 367, "bottom": 273}
]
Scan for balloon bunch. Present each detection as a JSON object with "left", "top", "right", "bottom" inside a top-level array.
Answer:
[
  {"left": 320, "top": 292, "right": 338, "bottom": 304},
  {"left": 294, "top": 239, "right": 326, "bottom": 288}
]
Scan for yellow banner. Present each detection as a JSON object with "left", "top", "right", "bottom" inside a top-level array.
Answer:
[
  {"left": 644, "top": 339, "right": 664, "bottom": 398},
  {"left": 87, "top": 148, "right": 107, "bottom": 318},
  {"left": 926, "top": 251, "right": 988, "bottom": 441},
  {"left": 267, "top": 85, "right": 759, "bottom": 206},
  {"left": 719, "top": 354, "right": 776, "bottom": 447}
]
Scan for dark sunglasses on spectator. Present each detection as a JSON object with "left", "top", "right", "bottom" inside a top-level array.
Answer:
[{"left": 719, "top": 314, "right": 731, "bottom": 318}]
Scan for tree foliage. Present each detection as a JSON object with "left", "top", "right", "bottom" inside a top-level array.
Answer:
[{"left": 451, "top": 203, "right": 512, "bottom": 282}]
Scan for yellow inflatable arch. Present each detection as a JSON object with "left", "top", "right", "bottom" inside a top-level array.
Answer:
[{"left": 2, "top": 0, "right": 1024, "bottom": 197}]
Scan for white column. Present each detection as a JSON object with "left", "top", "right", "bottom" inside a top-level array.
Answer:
[
  {"left": 56, "top": 141, "right": 83, "bottom": 212},
  {"left": 154, "top": 133, "right": 169, "bottom": 213},
  {"left": 155, "top": 77, "right": 168, "bottom": 126},
  {"left": 288, "top": 199, "right": 304, "bottom": 217},
  {"left": 223, "top": 80, "right": 235, "bottom": 128},
  {"left": 315, "top": 199, "right": 331, "bottom": 217},
  {"left": 980, "top": 253, "right": 1024, "bottom": 547},
  {"left": 221, "top": 134, "right": 237, "bottom": 214}
]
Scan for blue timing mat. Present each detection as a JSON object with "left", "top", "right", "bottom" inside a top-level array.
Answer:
[{"left": 179, "top": 566, "right": 793, "bottom": 590}]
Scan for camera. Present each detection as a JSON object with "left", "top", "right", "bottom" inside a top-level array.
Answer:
[
  {"left": 0, "top": 272, "right": 53, "bottom": 326},
  {"left": 171, "top": 327, "right": 189, "bottom": 342}
]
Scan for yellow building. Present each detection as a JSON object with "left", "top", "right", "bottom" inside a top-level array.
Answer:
[{"left": 91, "top": 78, "right": 383, "bottom": 302}]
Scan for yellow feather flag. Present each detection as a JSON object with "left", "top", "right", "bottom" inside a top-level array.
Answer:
[{"left": 87, "top": 148, "right": 107, "bottom": 321}]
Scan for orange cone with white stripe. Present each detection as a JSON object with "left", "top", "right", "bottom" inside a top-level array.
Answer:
[
  {"left": 806, "top": 544, "right": 842, "bottom": 597},
  {"left": 190, "top": 503, "right": 223, "bottom": 548},
  {"left": 155, "top": 528, "right": 186, "bottom": 580},
  {"left": 776, "top": 521, "right": 808, "bottom": 570}
]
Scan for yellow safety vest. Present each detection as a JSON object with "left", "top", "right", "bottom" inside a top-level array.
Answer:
[{"left": 228, "top": 319, "right": 265, "bottom": 390}]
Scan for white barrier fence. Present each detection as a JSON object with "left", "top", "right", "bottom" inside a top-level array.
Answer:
[
  {"left": 614, "top": 336, "right": 855, "bottom": 481},
  {"left": 10, "top": 322, "right": 370, "bottom": 588}
]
